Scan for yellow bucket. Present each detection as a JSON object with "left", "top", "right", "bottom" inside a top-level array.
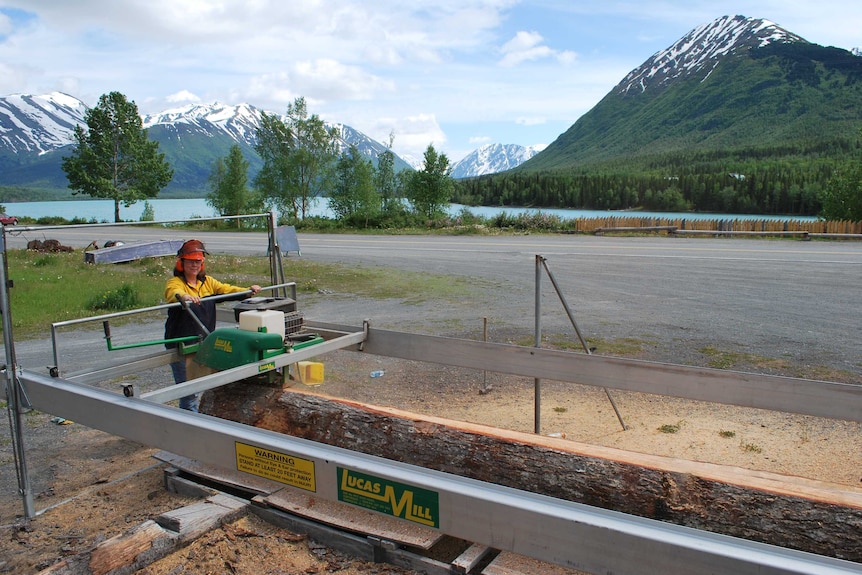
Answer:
[{"left": 295, "top": 361, "right": 324, "bottom": 385}]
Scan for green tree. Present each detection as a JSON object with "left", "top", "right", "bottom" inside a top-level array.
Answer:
[
  {"left": 207, "top": 144, "right": 263, "bottom": 227},
  {"left": 253, "top": 111, "right": 294, "bottom": 217},
  {"left": 254, "top": 97, "right": 339, "bottom": 219},
  {"left": 139, "top": 201, "right": 155, "bottom": 221},
  {"left": 406, "top": 144, "right": 453, "bottom": 219},
  {"left": 820, "top": 132, "right": 862, "bottom": 220},
  {"left": 375, "top": 131, "right": 398, "bottom": 212},
  {"left": 62, "top": 91, "right": 173, "bottom": 222},
  {"left": 330, "top": 144, "right": 380, "bottom": 225}
]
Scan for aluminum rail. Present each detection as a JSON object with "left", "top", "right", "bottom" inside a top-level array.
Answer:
[
  {"left": 49, "top": 282, "right": 297, "bottom": 376},
  {"left": 15, "top": 368, "right": 862, "bottom": 575},
  {"left": 310, "top": 321, "right": 862, "bottom": 423}
]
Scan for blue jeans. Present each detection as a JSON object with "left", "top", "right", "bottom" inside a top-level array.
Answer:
[{"left": 170, "top": 359, "right": 199, "bottom": 412}]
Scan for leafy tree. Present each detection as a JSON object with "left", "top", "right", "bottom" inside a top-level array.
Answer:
[
  {"left": 330, "top": 144, "right": 380, "bottom": 225},
  {"left": 207, "top": 144, "right": 264, "bottom": 227},
  {"left": 139, "top": 201, "right": 155, "bottom": 221},
  {"left": 62, "top": 91, "right": 173, "bottom": 222},
  {"left": 375, "top": 131, "right": 399, "bottom": 212},
  {"left": 820, "top": 165, "right": 862, "bottom": 220},
  {"left": 406, "top": 144, "right": 453, "bottom": 219},
  {"left": 253, "top": 111, "right": 294, "bottom": 216},
  {"left": 820, "top": 131, "right": 862, "bottom": 221},
  {"left": 254, "top": 97, "right": 339, "bottom": 219}
]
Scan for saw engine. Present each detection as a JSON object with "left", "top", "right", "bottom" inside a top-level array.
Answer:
[{"left": 194, "top": 296, "right": 323, "bottom": 372}]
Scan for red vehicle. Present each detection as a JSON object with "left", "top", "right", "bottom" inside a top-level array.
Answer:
[{"left": 0, "top": 213, "right": 18, "bottom": 226}]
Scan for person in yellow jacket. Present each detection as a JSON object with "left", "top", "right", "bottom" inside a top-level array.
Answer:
[{"left": 164, "top": 239, "right": 261, "bottom": 411}]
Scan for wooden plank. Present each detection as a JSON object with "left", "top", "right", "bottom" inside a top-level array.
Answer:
[
  {"left": 452, "top": 543, "right": 494, "bottom": 573},
  {"left": 483, "top": 551, "right": 585, "bottom": 575},
  {"left": 156, "top": 493, "right": 248, "bottom": 539},
  {"left": 263, "top": 488, "right": 443, "bottom": 550},
  {"left": 88, "top": 521, "right": 174, "bottom": 575},
  {"left": 38, "top": 520, "right": 179, "bottom": 575}
]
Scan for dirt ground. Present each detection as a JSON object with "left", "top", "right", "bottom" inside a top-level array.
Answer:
[{"left": 1, "top": 318, "right": 861, "bottom": 573}]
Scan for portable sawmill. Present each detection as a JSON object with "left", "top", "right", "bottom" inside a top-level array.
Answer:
[{"left": 102, "top": 294, "right": 326, "bottom": 386}]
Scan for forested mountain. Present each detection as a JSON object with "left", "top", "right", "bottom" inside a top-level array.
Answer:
[{"left": 454, "top": 15, "right": 862, "bottom": 215}]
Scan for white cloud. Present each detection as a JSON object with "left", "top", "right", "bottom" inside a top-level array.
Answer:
[
  {"left": 244, "top": 72, "right": 299, "bottom": 110},
  {"left": 364, "top": 112, "right": 447, "bottom": 160},
  {"left": 469, "top": 136, "right": 492, "bottom": 144},
  {"left": 499, "top": 31, "right": 550, "bottom": 66},
  {"left": 498, "top": 30, "right": 577, "bottom": 67},
  {"left": 166, "top": 90, "right": 200, "bottom": 104},
  {"left": 291, "top": 59, "right": 395, "bottom": 101}
]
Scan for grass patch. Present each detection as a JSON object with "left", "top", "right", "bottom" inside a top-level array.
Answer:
[
  {"left": 697, "top": 346, "right": 787, "bottom": 370},
  {"left": 515, "top": 334, "right": 656, "bottom": 357},
  {"left": 291, "top": 259, "right": 473, "bottom": 304},
  {"left": 553, "top": 406, "right": 568, "bottom": 413},
  {"left": 86, "top": 284, "right": 139, "bottom": 311},
  {"left": 718, "top": 430, "right": 736, "bottom": 438},
  {"left": 658, "top": 422, "right": 681, "bottom": 434},
  {"left": 740, "top": 441, "right": 763, "bottom": 453}
]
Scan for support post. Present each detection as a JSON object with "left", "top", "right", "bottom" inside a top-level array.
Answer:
[
  {"left": 539, "top": 257, "right": 628, "bottom": 431},
  {"left": 0, "top": 228, "right": 34, "bottom": 518},
  {"left": 534, "top": 255, "right": 543, "bottom": 434}
]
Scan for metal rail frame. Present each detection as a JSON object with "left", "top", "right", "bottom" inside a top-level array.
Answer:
[
  {"left": 11, "top": 367, "right": 862, "bottom": 575},
  {"left": 313, "top": 321, "right": 862, "bottom": 424}
]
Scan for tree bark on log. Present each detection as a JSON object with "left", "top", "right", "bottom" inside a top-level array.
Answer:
[{"left": 202, "top": 383, "right": 862, "bottom": 562}]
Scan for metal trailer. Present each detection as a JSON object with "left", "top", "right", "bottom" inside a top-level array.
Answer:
[{"left": 2, "top": 215, "right": 862, "bottom": 575}]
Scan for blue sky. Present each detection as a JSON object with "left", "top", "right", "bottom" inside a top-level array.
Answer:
[{"left": 0, "top": 1, "right": 859, "bottom": 163}]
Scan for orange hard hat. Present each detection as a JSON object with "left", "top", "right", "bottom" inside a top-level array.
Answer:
[{"left": 177, "top": 239, "right": 208, "bottom": 260}]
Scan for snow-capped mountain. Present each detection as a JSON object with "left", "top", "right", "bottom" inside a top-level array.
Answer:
[
  {"left": 450, "top": 143, "right": 546, "bottom": 179},
  {"left": 0, "top": 92, "right": 88, "bottom": 155},
  {"left": 618, "top": 15, "right": 805, "bottom": 94},
  {"left": 0, "top": 94, "right": 412, "bottom": 192},
  {"left": 142, "top": 102, "right": 262, "bottom": 146},
  {"left": 145, "top": 103, "right": 410, "bottom": 170}
]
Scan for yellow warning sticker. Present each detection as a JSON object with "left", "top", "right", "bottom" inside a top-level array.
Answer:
[{"left": 235, "top": 442, "right": 316, "bottom": 492}]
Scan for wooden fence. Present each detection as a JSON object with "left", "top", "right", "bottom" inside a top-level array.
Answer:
[{"left": 577, "top": 216, "right": 862, "bottom": 237}]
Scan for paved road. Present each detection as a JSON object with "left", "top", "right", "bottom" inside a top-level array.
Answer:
[{"left": 3, "top": 225, "right": 861, "bottom": 375}]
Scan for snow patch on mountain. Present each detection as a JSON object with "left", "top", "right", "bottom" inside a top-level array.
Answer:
[
  {"left": 450, "top": 143, "right": 546, "bottom": 178},
  {"left": 143, "top": 102, "right": 263, "bottom": 145},
  {"left": 618, "top": 15, "right": 806, "bottom": 94},
  {"left": 0, "top": 92, "right": 87, "bottom": 154}
]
